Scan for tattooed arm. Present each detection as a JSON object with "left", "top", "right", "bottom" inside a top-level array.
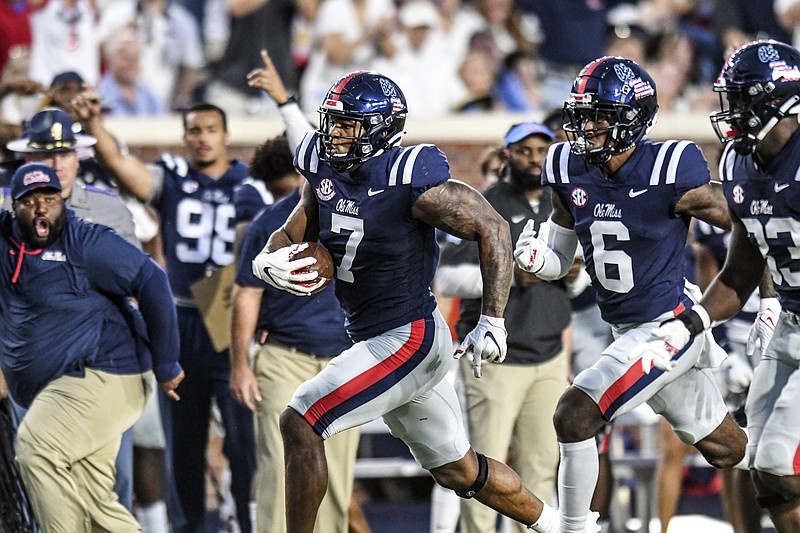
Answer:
[
  {"left": 413, "top": 180, "right": 512, "bottom": 317},
  {"left": 677, "top": 181, "right": 732, "bottom": 231}
]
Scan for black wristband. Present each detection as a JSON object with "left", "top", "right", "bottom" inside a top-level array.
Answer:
[
  {"left": 278, "top": 95, "right": 297, "bottom": 107},
  {"left": 673, "top": 309, "right": 705, "bottom": 338}
]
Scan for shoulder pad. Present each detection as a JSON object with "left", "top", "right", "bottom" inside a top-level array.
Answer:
[
  {"left": 158, "top": 153, "right": 190, "bottom": 177},
  {"left": 295, "top": 131, "right": 320, "bottom": 174},
  {"left": 543, "top": 142, "right": 573, "bottom": 185},
  {"left": 387, "top": 144, "right": 444, "bottom": 187},
  {"left": 718, "top": 143, "right": 737, "bottom": 182},
  {"left": 647, "top": 140, "right": 697, "bottom": 186}
]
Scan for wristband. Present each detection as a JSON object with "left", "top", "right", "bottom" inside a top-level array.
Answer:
[
  {"left": 674, "top": 305, "right": 710, "bottom": 338},
  {"left": 278, "top": 95, "right": 297, "bottom": 107}
]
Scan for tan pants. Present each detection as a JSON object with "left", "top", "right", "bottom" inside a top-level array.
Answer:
[
  {"left": 16, "top": 369, "right": 150, "bottom": 533},
  {"left": 459, "top": 353, "right": 567, "bottom": 533},
  {"left": 252, "top": 342, "right": 360, "bottom": 533}
]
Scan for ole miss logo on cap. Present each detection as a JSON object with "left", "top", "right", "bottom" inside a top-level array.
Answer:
[{"left": 23, "top": 170, "right": 54, "bottom": 187}]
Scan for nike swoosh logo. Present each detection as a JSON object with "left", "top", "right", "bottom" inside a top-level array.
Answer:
[
  {"left": 511, "top": 214, "right": 526, "bottom": 224},
  {"left": 484, "top": 330, "right": 501, "bottom": 356},
  {"left": 367, "top": 188, "right": 385, "bottom": 196},
  {"left": 263, "top": 267, "right": 279, "bottom": 286},
  {"left": 774, "top": 183, "right": 790, "bottom": 193},
  {"left": 629, "top": 188, "right": 648, "bottom": 198}
]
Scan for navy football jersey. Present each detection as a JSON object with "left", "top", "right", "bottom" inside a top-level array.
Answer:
[
  {"left": 233, "top": 177, "right": 274, "bottom": 224},
  {"left": 543, "top": 139, "right": 710, "bottom": 324},
  {"left": 294, "top": 132, "right": 446, "bottom": 341},
  {"left": 151, "top": 154, "right": 249, "bottom": 300},
  {"left": 718, "top": 138, "right": 800, "bottom": 314}
]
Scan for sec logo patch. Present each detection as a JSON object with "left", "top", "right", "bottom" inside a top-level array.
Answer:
[
  {"left": 570, "top": 187, "right": 588, "bottom": 208},
  {"left": 316, "top": 178, "right": 336, "bottom": 201},
  {"left": 732, "top": 184, "right": 745, "bottom": 205}
]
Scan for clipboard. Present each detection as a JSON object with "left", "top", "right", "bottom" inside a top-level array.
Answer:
[{"left": 189, "top": 264, "right": 236, "bottom": 352}]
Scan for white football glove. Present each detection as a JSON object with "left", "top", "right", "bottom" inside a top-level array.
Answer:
[
  {"left": 513, "top": 220, "right": 548, "bottom": 274},
  {"left": 454, "top": 315, "right": 507, "bottom": 378},
  {"left": 628, "top": 319, "right": 690, "bottom": 374},
  {"left": 721, "top": 352, "right": 754, "bottom": 394},
  {"left": 746, "top": 297, "right": 780, "bottom": 357},
  {"left": 251, "top": 243, "right": 326, "bottom": 296}
]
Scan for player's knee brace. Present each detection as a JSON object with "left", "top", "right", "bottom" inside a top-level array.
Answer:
[{"left": 455, "top": 452, "right": 488, "bottom": 499}]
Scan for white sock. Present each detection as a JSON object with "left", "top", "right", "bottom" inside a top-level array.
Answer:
[
  {"left": 529, "top": 501, "right": 559, "bottom": 533},
  {"left": 558, "top": 438, "right": 599, "bottom": 533},
  {"left": 134, "top": 501, "right": 169, "bottom": 533},
  {"left": 429, "top": 485, "right": 460, "bottom": 532}
]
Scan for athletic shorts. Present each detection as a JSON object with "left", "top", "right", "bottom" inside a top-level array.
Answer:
[
  {"left": 746, "top": 310, "right": 800, "bottom": 476},
  {"left": 288, "top": 308, "right": 470, "bottom": 470},
  {"left": 573, "top": 281, "right": 728, "bottom": 445}
]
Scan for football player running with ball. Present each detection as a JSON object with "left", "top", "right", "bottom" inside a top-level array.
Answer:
[
  {"left": 513, "top": 56, "right": 755, "bottom": 533},
  {"left": 636, "top": 40, "right": 800, "bottom": 532},
  {"left": 251, "top": 71, "right": 599, "bottom": 533}
]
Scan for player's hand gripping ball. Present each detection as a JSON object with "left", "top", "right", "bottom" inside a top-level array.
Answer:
[
  {"left": 291, "top": 242, "right": 335, "bottom": 294},
  {"left": 252, "top": 241, "right": 334, "bottom": 296}
]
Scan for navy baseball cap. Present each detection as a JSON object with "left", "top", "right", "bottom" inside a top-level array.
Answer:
[
  {"left": 503, "top": 122, "right": 554, "bottom": 148},
  {"left": 7, "top": 107, "right": 97, "bottom": 153},
  {"left": 50, "top": 71, "right": 84, "bottom": 88},
  {"left": 10, "top": 163, "right": 62, "bottom": 200}
]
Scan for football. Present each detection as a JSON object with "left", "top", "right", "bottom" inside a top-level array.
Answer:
[{"left": 292, "top": 242, "right": 335, "bottom": 293}]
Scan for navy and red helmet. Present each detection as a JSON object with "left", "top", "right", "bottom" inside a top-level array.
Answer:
[
  {"left": 318, "top": 71, "right": 408, "bottom": 170},
  {"left": 710, "top": 40, "right": 800, "bottom": 155},
  {"left": 563, "top": 56, "right": 659, "bottom": 165}
]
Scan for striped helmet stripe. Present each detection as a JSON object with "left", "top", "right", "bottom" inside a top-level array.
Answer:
[
  {"left": 327, "top": 71, "right": 368, "bottom": 105},
  {"left": 575, "top": 56, "right": 611, "bottom": 94}
]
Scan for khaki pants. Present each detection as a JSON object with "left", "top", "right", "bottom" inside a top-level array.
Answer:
[
  {"left": 16, "top": 369, "right": 150, "bottom": 533},
  {"left": 252, "top": 342, "right": 360, "bottom": 533},
  {"left": 460, "top": 353, "right": 567, "bottom": 533}
]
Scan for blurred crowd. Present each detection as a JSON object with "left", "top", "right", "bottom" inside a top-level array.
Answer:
[{"left": 1, "top": 0, "right": 800, "bottom": 136}]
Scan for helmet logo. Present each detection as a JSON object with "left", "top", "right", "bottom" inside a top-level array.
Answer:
[
  {"left": 613, "top": 63, "right": 636, "bottom": 82},
  {"left": 758, "top": 44, "right": 781, "bottom": 63},
  {"left": 316, "top": 178, "right": 336, "bottom": 201},
  {"left": 632, "top": 79, "right": 655, "bottom": 99},
  {"left": 391, "top": 98, "right": 404, "bottom": 113},
  {"left": 380, "top": 78, "right": 398, "bottom": 98},
  {"left": 772, "top": 63, "right": 800, "bottom": 81}
]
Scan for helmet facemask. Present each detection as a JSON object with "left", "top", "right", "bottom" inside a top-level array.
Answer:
[
  {"left": 319, "top": 108, "right": 405, "bottom": 171},
  {"left": 710, "top": 40, "right": 800, "bottom": 155},
  {"left": 711, "top": 80, "right": 800, "bottom": 155},
  {"left": 563, "top": 95, "right": 652, "bottom": 166}
]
